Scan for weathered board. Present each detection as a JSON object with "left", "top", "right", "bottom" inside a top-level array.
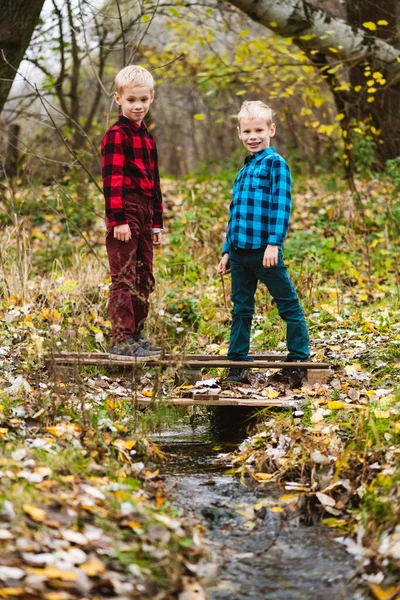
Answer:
[
  {"left": 133, "top": 396, "right": 301, "bottom": 407},
  {"left": 45, "top": 351, "right": 331, "bottom": 387},
  {"left": 46, "top": 352, "right": 329, "bottom": 370}
]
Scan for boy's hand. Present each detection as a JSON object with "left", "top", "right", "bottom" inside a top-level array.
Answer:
[
  {"left": 114, "top": 224, "right": 131, "bottom": 242},
  {"left": 153, "top": 231, "right": 162, "bottom": 246},
  {"left": 217, "top": 253, "right": 230, "bottom": 274},
  {"left": 263, "top": 245, "right": 278, "bottom": 268}
]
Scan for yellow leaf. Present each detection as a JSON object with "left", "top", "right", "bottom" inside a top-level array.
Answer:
[
  {"left": 377, "top": 20, "right": 389, "bottom": 26},
  {"left": 44, "top": 426, "right": 62, "bottom": 438},
  {"left": 322, "top": 518, "right": 348, "bottom": 528},
  {"left": 372, "top": 71, "right": 383, "bottom": 79},
  {"left": 23, "top": 504, "right": 46, "bottom": 522},
  {"left": 363, "top": 21, "right": 377, "bottom": 30},
  {"left": 269, "top": 21, "right": 278, "bottom": 27},
  {"left": 0, "top": 589, "right": 25, "bottom": 598},
  {"left": 193, "top": 113, "right": 204, "bottom": 121},
  {"left": 327, "top": 401, "right": 346, "bottom": 410},
  {"left": 81, "top": 558, "right": 106, "bottom": 577},
  {"left": 354, "top": 85, "right": 362, "bottom": 92},
  {"left": 394, "top": 422, "right": 400, "bottom": 432},
  {"left": 336, "top": 113, "right": 345, "bottom": 121},
  {"left": 113, "top": 438, "right": 136, "bottom": 450},
  {"left": 156, "top": 490, "right": 166, "bottom": 508},
  {"left": 254, "top": 472, "right": 274, "bottom": 481},
  {"left": 239, "top": 29, "right": 250, "bottom": 37},
  {"left": 127, "top": 520, "right": 142, "bottom": 529},
  {"left": 142, "top": 390, "right": 153, "bottom": 397},
  {"left": 369, "top": 584, "right": 397, "bottom": 600},
  {"left": 374, "top": 410, "right": 390, "bottom": 419},
  {"left": 266, "top": 389, "right": 280, "bottom": 399},
  {"left": 279, "top": 494, "right": 299, "bottom": 503},
  {"left": 270, "top": 506, "right": 284, "bottom": 513},
  {"left": 28, "top": 566, "right": 77, "bottom": 581},
  {"left": 328, "top": 47, "right": 338, "bottom": 53}
]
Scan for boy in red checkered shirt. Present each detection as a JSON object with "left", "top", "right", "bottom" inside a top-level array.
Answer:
[{"left": 102, "top": 66, "right": 163, "bottom": 356}]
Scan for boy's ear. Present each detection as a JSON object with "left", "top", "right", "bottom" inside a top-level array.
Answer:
[
  {"left": 237, "top": 124, "right": 242, "bottom": 140},
  {"left": 114, "top": 91, "right": 122, "bottom": 106},
  {"left": 150, "top": 90, "right": 155, "bottom": 103},
  {"left": 270, "top": 123, "right": 276, "bottom": 137}
]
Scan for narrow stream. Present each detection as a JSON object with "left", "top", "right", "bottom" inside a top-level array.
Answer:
[{"left": 154, "top": 415, "right": 363, "bottom": 600}]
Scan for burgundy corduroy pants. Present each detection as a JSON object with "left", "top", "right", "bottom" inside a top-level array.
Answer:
[{"left": 106, "top": 196, "right": 155, "bottom": 345}]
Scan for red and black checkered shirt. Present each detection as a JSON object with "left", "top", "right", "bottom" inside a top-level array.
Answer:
[{"left": 101, "top": 114, "right": 163, "bottom": 228}]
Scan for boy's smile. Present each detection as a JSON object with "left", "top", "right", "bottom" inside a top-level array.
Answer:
[
  {"left": 238, "top": 117, "right": 276, "bottom": 154},
  {"left": 114, "top": 84, "right": 154, "bottom": 124}
]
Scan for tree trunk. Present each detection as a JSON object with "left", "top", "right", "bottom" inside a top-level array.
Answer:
[
  {"left": 5, "top": 123, "right": 20, "bottom": 177},
  {"left": 345, "top": 0, "right": 400, "bottom": 166},
  {"left": 227, "top": 0, "right": 400, "bottom": 162},
  {"left": 0, "top": 0, "right": 46, "bottom": 113}
]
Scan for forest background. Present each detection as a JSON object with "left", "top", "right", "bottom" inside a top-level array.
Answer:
[{"left": 0, "top": 0, "right": 400, "bottom": 599}]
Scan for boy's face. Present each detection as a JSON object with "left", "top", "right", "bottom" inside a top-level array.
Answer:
[
  {"left": 114, "top": 84, "right": 154, "bottom": 123},
  {"left": 237, "top": 117, "right": 276, "bottom": 154}
]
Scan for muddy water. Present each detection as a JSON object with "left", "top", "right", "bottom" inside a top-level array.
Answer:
[{"left": 155, "top": 420, "right": 362, "bottom": 600}]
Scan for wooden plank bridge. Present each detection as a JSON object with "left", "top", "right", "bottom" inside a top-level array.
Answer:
[{"left": 45, "top": 352, "right": 331, "bottom": 408}]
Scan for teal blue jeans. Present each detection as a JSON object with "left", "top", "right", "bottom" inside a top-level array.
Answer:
[{"left": 227, "top": 247, "right": 310, "bottom": 361}]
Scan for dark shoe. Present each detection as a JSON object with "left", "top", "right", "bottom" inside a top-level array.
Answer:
[
  {"left": 225, "top": 367, "right": 250, "bottom": 383},
  {"left": 282, "top": 357, "right": 309, "bottom": 388},
  {"left": 111, "top": 337, "right": 160, "bottom": 357},
  {"left": 134, "top": 333, "right": 161, "bottom": 353}
]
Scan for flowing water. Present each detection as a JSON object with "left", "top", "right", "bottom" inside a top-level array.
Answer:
[{"left": 154, "top": 414, "right": 362, "bottom": 600}]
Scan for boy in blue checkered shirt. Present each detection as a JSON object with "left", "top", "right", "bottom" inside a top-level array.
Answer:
[{"left": 218, "top": 101, "right": 310, "bottom": 383}]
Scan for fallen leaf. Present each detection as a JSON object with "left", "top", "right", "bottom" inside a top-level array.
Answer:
[
  {"left": 316, "top": 492, "right": 336, "bottom": 508},
  {"left": 27, "top": 566, "right": 77, "bottom": 581},
  {"left": 0, "top": 589, "right": 25, "bottom": 598},
  {"left": 374, "top": 410, "right": 391, "bottom": 419},
  {"left": 113, "top": 439, "right": 137, "bottom": 450},
  {"left": 254, "top": 472, "right": 274, "bottom": 481},
  {"left": 23, "top": 504, "right": 46, "bottom": 522},
  {"left": 327, "top": 401, "right": 346, "bottom": 410},
  {"left": 0, "top": 567, "right": 25, "bottom": 581},
  {"left": 81, "top": 557, "right": 105, "bottom": 577},
  {"left": 369, "top": 584, "right": 397, "bottom": 600},
  {"left": 60, "top": 529, "right": 88, "bottom": 546}
]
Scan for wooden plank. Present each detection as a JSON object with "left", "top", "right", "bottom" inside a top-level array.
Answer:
[
  {"left": 47, "top": 357, "right": 330, "bottom": 369},
  {"left": 49, "top": 352, "right": 286, "bottom": 361},
  {"left": 134, "top": 396, "right": 300, "bottom": 407}
]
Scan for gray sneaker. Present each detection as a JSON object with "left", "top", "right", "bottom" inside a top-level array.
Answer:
[
  {"left": 134, "top": 333, "right": 161, "bottom": 353},
  {"left": 111, "top": 337, "right": 160, "bottom": 357},
  {"left": 225, "top": 367, "right": 250, "bottom": 383}
]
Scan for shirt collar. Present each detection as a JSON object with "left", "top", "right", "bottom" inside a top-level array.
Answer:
[
  {"left": 244, "top": 146, "right": 275, "bottom": 165},
  {"left": 118, "top": 114, "right": 147, "bottom": 131}
]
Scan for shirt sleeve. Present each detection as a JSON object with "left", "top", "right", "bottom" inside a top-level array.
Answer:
[
  {"left": 152, "top": 146, "right": 164, "bottom": 229},
  {"left": 267, "top": 156, "right": 292, "bottom": 246},
  {"left": 101, "top": 129, "right": 128, "bottom": 227}
]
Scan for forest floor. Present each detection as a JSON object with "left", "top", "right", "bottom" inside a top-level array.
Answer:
[{"left": 0, "top": 172, "right": 399, "bottom": 599}]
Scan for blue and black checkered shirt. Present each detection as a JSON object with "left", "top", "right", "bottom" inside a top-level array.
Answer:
[{"left": 222, "top": 146, "right": 292, "bottom": 254}]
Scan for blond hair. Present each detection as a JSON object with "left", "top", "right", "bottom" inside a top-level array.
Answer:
[
  {"left": 238, "top": 101, "right": 273, "bottom": 125},
  {"left": 115, "top": 65, "right": 154, "bottom": 93}
]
